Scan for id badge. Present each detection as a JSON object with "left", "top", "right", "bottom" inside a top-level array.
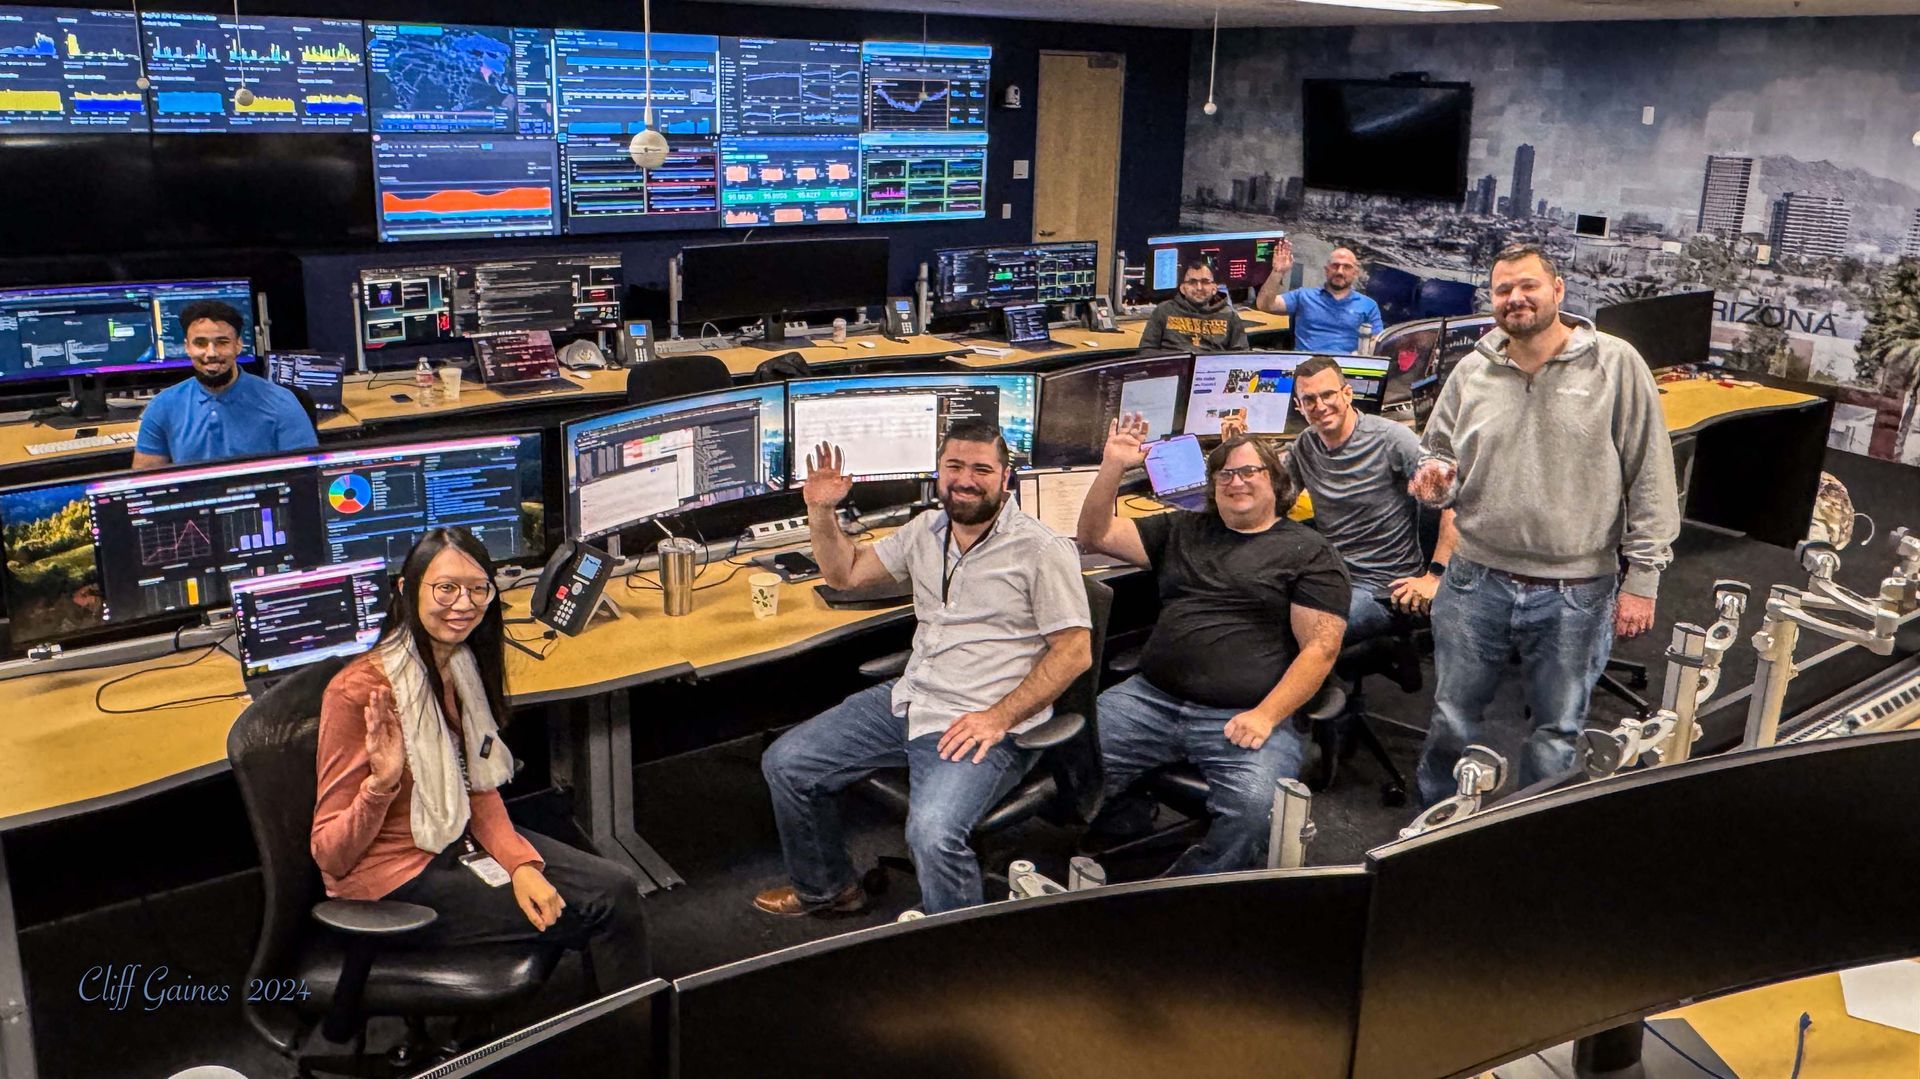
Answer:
[{"left": 459, "top": 851, "right": 511, "bottom": 887}]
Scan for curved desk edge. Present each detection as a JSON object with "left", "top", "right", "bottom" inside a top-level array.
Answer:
[{"left": 0, "top": 759, "right": 231, "bottom": 834}]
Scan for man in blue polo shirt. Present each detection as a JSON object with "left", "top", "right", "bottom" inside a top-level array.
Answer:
[
  {"left": 1254, "top": 241, "right": 1384, "bottom": 355},
  {"left": 132, "top": 300, "right": 316, "bottom": 469}
]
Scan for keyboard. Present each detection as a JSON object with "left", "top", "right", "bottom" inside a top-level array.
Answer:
[{"left": 26, "top": 431, "right": 135, "bottom": 456}]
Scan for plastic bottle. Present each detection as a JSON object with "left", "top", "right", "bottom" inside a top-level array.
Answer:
[{"left": 414, "top": 356, "right": 434, "bottom": 395}]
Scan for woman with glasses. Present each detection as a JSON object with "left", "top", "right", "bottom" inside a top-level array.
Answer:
[{"left": 311, "top": 527, "right": 650, "bottom": 994}]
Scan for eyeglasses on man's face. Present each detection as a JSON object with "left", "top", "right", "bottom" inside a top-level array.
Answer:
[
  {"left": 1297, "top": 387, "right": 1349, "bottom": 410},
  {"left": 1213, "top": 464, "right": 1270, "bottom": 486}
]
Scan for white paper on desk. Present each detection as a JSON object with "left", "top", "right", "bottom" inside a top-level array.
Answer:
[
  {"left": 969, "top": 345, "right": 1012, "bottom": 357},
  {"left": 1018, "top": 469, "right": 1102, "bottom": 539},
  {"left": 1840, "top": 959, "right": 1920, "bottom": 1034}
]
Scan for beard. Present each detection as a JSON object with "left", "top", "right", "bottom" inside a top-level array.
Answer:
[
  {"left": 192, "top": 362, "right": 237, "bottom": 389},
  {"left": 940, "top": 483, "right": 1003, "bottom": 525},
  {"left": 1496, "top": 302, "right": 1556, "bottom": 339}
]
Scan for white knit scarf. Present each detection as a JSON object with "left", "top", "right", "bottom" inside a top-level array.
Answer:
[{"left": 374, "top": 632, "right": 515, "bottom": 853}]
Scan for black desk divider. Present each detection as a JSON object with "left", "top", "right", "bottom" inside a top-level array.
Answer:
[{"left": 411, "top": 977, "right": 669, "bottom": 1078}]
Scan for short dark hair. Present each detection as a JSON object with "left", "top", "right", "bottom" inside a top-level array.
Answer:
[
  {"left": 1180, "top": 257, "right": 1216, "bottom": 281},
  {"left": 1204, "top": 434, "right": 1291, "bottom": 516},
  {"left": 1292, "top": 355, "right": 1346, "bottom": 383},
  {"left": 1491, "top": 243, "right": 1560, "bottom": 280},
  {"left": 178, "top": 299, "right": 246, "bottom": 339},
  {"left": 938, "top": 419, "right": 1010, "bottom": 468}
]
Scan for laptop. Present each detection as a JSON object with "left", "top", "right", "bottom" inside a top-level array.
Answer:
[
  {"left": 1003, "top": 302, "right": 1071, "bottom": 352},
  {"left": 1143, "top": 434, "right": 1212, "bottom": 511},
  {"left": 230, "top": 559, "right": 389, "bottom": 698},
  {"left": 1017, "top": 466, "right": 1127, "bottom": 569},
  {"left": 264, "top": 352, "right": 347, "bottom": 412},
  {"left": 473, "top": 330, "right": 582, "bottom": 396}
]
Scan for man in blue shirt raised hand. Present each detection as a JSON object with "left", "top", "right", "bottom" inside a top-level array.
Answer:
[
  {"left": 1254, "top": 240, "right": 1384, "bottom": 355},
  {"left": 133, "top": 300, "right": 316, "bottom": 469}
]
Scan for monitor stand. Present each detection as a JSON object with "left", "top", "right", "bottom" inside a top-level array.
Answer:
[
  {"left": 742, "top": 314, "right": 805, "bottom": 352},
  {"left": 37, "top": 375, "right": 144, "bottom": 430}
]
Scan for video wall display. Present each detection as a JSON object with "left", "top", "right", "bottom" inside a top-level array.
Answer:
[{"left": 0, "top": 7, "right": 991, "bottom": 241}]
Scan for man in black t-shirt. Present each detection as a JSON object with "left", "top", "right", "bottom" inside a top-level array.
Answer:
[{"left": 1076, "top": 415, "right": 1350, "bottom": 874}]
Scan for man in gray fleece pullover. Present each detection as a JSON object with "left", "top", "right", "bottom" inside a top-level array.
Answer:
[{"left": 1406, "top": 243, "right": 1678, "bottom": 805}]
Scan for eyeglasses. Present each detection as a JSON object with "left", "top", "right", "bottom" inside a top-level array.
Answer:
[
  {"left": 1182, "top": 278, "right": 1216, "bottom": 287},
  {"left": 428, "top": 581, "right": 496, "bottom": 607},
  {"left": 1296, "top": 387, "right": 1348, "bottom": 409},
  {"left": 1212, "top": 464, "right": 1270, "bottom": 486}
]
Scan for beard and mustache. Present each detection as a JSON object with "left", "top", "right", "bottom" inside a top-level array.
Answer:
[
  {"left": 192, "top": 360, "right": 238, "bottom": 389},
  {"left": 1496, "top": 298, "right": 1556, "bottom": 338},
  {"left": 939, "top": 480, "right": 1004, "bottom": 525}
]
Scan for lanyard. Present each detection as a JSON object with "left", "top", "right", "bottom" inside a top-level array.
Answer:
[{"left": 940, "top": 514, "right": 998, "bottom": 605}]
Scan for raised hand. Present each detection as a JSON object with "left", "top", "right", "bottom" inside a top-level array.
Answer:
[
  {"left": 363, "top": 686, "right": 405, "bottom": 793},
  {"left": 1407, "top": 459, "right": 1457, "bottom": 507},
  {"left": 1219, "top": 414, "right": 1249, "bottom": 441},
  {"left": 1102, "top": 412, "right": 1151, "bottom": 470},
  {"left": 1270, "top": 238, "right": 1295, "bottom": 277},
  {"left": 803, "top": 441, "right": 853, "bottom": 508}
]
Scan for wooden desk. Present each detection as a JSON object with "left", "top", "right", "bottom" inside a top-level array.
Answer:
[
  {"left": 1661, "top": 964, "right": 1920, "bottom": 1073},
  {"left": 1659, "top": 377, "right": 1822, "bottom": 436},
  {"left": 949, "top": 327, "right": 1147, "bottom": 369},
  {"left": 699, "top": 334, "right": 963, "bottom": 378},
  {"left": 339, "top": 369, "right": 627, "bottom": 426},
  {"left": 0, "top": 410, "right": 358, "bottom": 474}
]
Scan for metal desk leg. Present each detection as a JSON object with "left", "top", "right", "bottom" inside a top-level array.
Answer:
[
  {"left": 550, "top": 697, "right": 684, "bottom": 893},
  {"left": 0, "top": 842, "right": 37, "bottom": 1079}
]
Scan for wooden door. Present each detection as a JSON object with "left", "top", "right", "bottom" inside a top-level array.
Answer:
[{"left": 1034, "top": 51, "right": 1125, "bottom": 294}]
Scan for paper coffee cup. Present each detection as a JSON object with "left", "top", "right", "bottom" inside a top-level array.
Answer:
[
  {"left": 439, "top": 365, "right": 463, "bottom": 400},
  {"left": 749, "top": 572, "right": 782, "bottom": 619}
]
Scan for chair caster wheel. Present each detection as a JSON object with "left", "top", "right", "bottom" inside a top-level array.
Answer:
[
  {"left": 1380, "top": 784, "right": 1407, "bottom": 808},
  {"left": 862, "top": 867, "right": 890, "bottom": 896}
]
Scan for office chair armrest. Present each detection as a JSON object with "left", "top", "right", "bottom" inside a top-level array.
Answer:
[
  {"left": 1012, "top": 712, "right": 1084, "bottom": 750},
  {"left": 311, "top": 899, "right": 438, "bottom": 937},
  {"left": 1106, "top": 645, "right": 1143, "bottom": 676},
  {"left": 858, "top": 651, "right": 911, "bottom": 679}
]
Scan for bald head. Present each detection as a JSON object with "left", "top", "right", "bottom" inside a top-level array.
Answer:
[{"left": 1324, "top": 247, "right": 1361, "bottom": 295}]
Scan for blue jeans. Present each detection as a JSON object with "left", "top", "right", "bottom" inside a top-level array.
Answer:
[
  {"left": 761, "top": 681, "right": 1036, "bottom": 914},
  {"left": 1416, "top": 557, "right": 1618, "bottom": 806},
  {"left": 1345, "top": 585, "right": 1395, "bottom": 644},
  {"left": 1096, "top": 675, "right": 1309, "bottom": 876}
]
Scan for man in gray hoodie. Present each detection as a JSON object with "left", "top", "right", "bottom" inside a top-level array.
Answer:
[
  {"left": 1407, "top": 244, "right": 1678, "bottom": 806},
  {"left": 1139, "top": 258, "right": 1250, "bottom": 353}
]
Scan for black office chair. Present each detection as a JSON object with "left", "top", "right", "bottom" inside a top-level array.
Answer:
[
  {"left": 624, "top": 354, "right": 731, "bottom": 404},
  {"left": 228, "top": 657, "right": 563, "bottom": 1077},
  {"left": 288, "top": 386, "right": 321, "bottom": 436},
  {"left": 752, "top": 351, "right": 813, "bottom": 383},
  {"left": 1309, "top": 616, "right": 1424, "bottom": 806},
  {"left": 853, "top": 578, "right": 1114, "bottom": 897}
]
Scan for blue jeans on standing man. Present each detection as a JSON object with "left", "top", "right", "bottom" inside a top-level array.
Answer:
[
  {"left": 1096, "top": 674, "right": 1310, "bottom": 876},
  {"left": 761, "top": 681, "right": 1036, "bottom": 915},
  {"left": 1415, "top": 557, "right": 1618, "bottom": 806}
]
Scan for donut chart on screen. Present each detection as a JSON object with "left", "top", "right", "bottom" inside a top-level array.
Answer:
[{"left": 328, "top": 473, "right": 373, "bottom": 514}]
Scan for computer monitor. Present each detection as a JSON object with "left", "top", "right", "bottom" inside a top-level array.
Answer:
[
  {"left": 310, "top": 433, "right": 545, "bottom": 569},
  {"left": 932, "top": 241, "right": 1099, "bottom": 316},
  {"left": 1034, "top": 353, "right": 1194, "bottom": 467},
  {"left": 562, "top": 385, "right": 788, "bottom": 541},
  {"left": 358, "top": 255, "right": 624, "bottom": 353},
  {"left": 786, "top": 372, "right": 1037, "bottom": 484},
  {"left": 265, "top": 352, "right": 347, "bottom": 412},
  {"left": 231, "top": 558, "right": 389, "bottom": 683},
  {"left": 0, "top": 278, "right": 255, "bottom": 388},
  {"left": 1182, "top": 352, "right": 1304, "bottom": 437},
  {"left": 79, "top": 455, "right": 328, "bottom": 635},
  {"left": 139, "top": 12, "right": 369, "bottom": 133},
  {"left": 1000, "top": 302, "right": 1052, "bottom": 348},
  {"left": 1145, "top": 231, "right": 1285, "bottom": 295},
  {"left": 1595, "top": 290, "right": 1715, "bottom": 371},
  {"left": 678, "top": 237, "right": 891, "bottom": 342}
]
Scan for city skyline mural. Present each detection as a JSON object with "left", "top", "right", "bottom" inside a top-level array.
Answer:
[{"left": 1178, "top": 15, "right": 1920, "bottom": 465}]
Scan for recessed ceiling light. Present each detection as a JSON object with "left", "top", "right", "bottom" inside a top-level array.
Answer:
[{"left": 1287, "top": 0, "right": 1502, "bottom": 12}]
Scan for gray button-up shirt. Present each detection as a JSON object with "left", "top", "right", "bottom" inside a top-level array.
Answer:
[{"left": 872, "top": 500, "right": 1091, "bottom": 741}]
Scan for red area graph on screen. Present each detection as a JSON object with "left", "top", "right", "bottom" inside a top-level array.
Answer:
[
  {"left": 380, "top": 186, "right": 553, "bottom": 218},
  {"left": 138, "top": 518, "right": 213, "bottom": 565}
]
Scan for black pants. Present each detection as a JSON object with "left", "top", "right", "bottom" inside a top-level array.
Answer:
[{"left": 387, "top": 829, "right": 652, "bottom": 993}]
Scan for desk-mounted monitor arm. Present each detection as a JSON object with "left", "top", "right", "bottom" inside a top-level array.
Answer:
[
  {"left": 1583, "top": 580, "right": 1749, "bottom": 778},
  {"left": 1400, "top": 745, "right": 1506, "bottom": 839},
  {"left": 1743, "top": 536, "right": 1919, "bottom": 749}
]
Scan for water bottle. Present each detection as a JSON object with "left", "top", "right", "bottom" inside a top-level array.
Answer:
[{"left": 414, "top": 356, "right": 434, "bottom": 392}]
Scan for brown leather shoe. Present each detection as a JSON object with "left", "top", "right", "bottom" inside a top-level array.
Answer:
[{"left": 752, "top": 882, "right": 868, "bottom": 917}]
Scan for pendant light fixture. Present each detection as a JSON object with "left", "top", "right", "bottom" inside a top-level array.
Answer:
[
  {"left": 626, "top": 0, "right": 670, "bottom": 169},
  {"left": 230, "top": 0, "right": 254, "bottom": 108},
  {"left": 1202, "top": 8, "right": 1219, "bottom": 116},
  {"left": 131, "top": 0, "right": 150, "bottom": 90}
]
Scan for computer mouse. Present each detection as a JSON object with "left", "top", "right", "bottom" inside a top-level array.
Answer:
[
  {"left": 858, "top": 340, "right": 877, "bottom": 349},
  {"left": 568, "top": 369, "right": 593, "bottom": 381}
]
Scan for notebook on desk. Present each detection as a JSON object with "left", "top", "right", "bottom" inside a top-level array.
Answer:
[{"left": 473, "top": 331, "right": 582, "bottom": 396}]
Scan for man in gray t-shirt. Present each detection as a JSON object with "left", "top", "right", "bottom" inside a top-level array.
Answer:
[{"left": 1284, "top": 355, "right": 1458, "bottom": 642}]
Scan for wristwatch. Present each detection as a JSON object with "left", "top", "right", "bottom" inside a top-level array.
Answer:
[{"left": 1427, "top": 560, "right": 1448, "bottom": 577}]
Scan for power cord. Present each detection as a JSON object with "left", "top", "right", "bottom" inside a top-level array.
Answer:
[
  {"left": 1122, "top": 495, "right": 1165, "bottom": 512},
  {"left": 93, "top": 629, "right": 246, "bottom": 714},
  {"left": 1789, "top": 1011, "right": 1811, "bottom": 1079}
]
